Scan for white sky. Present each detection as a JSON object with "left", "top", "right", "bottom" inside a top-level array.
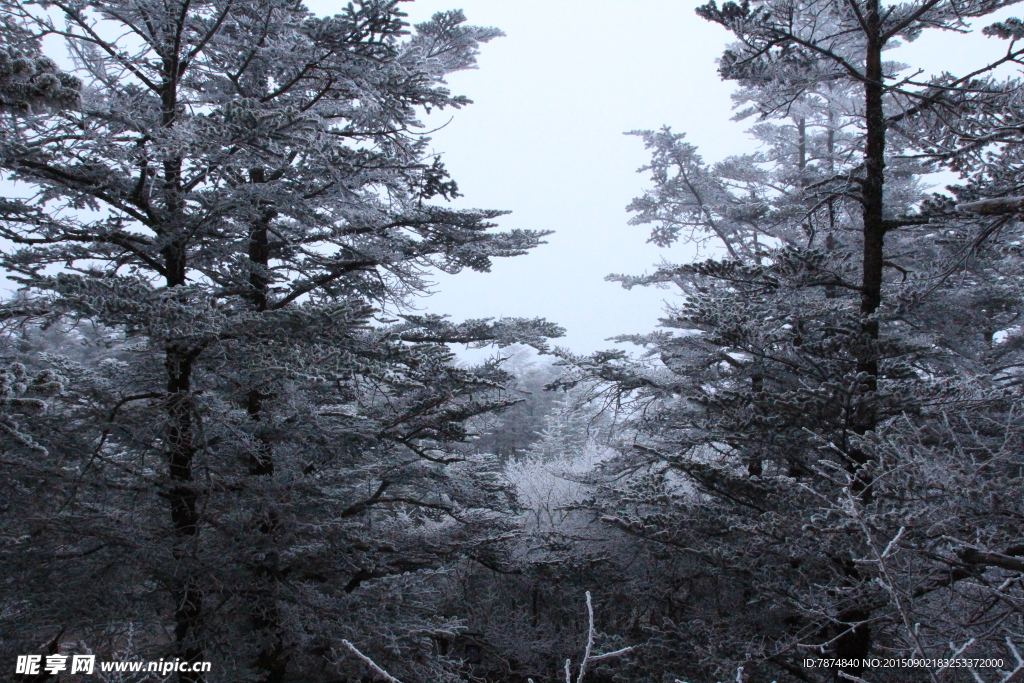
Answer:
[
  {"left": 306, "top": 0, "right": 752, "bottom": 354},
  {"left": 304, "top": 0, "right": 1024, "bottom": 355}
]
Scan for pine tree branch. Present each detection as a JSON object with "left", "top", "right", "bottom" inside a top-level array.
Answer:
[
  {"left": 957, "top": 196, "right": 1024, "bottom": 216},
  {"left": 959, "top": 548, "right": 1024, "bottom": 572}
]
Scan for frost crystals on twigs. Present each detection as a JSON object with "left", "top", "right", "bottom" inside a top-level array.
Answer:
[
  {"left": 528, "top": 591, "right": 634, "bottom": 683},
  {"left": 339, "top": 640, "right": 404, "bottom": 683}
]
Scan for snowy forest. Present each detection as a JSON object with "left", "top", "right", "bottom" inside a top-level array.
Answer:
[{"left": 1, "top": 0, "right": 1024, "bottom": 682}]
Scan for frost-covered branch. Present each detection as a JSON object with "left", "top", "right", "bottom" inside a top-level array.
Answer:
[{"left": 339, "top": 640, "right": 404, "bottom": 683}]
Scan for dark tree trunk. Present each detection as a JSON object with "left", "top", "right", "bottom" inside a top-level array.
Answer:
[
  {"left": 160, "top": 35, "right": 205, "bottom": 676},
  {"left": 860, "top": 26, "right": 886, "bottom": 344},
  {"left": 848, "top": 0, "right": 886, "bottom": 491},
  {"left": 247, "top": 167, "right": 275, "bottom": 314},
  {"left": 834, "top": 2, "right": 887, "bottom": 676},
  {"left": 246, "top": 167, "right": 288, "bottom": 683},
  {"left": 166, "top": 339, "right": 204, "bottom": 683},
  {"left": 246, "top": 388, "right": 275, "bottom": 476},
  {"left": 834, "top": 608, "right": 872, "bottom": 680},
  {"left": 245, "top": 383, "right": 288, "bottom": 683},
  {"left": 797, "top": 117, "right": 807, "bottom": 171}
]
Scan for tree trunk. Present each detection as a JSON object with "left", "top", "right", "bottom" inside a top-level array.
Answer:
[
  {"left": 247, "top": 167, "right": 274, "bottom": 314},
  {"left": 833, "top": 2, "right": 886, "bottom": 676},
  {"left": 166, "top": 339, "right": 204, "bottom": 683},
  {"left": 160, "top": 40, "right": 205, "bottom": 674},
  {"left": 849, "top": 0, "right": 886, "bottom": 489},
  {"left": 860, "top": 24, "right": 886, "bottom": 341},
  {"left": 246, "top": 167, "right": 288, "bottom": 683}
]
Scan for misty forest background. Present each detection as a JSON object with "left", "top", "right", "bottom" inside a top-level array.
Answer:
[{"left": 2, "top": 1, "right": 1024, "bottom": 682}]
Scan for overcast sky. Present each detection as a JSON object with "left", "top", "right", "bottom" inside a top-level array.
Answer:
[
  {"left": 304, "top": 0, "right": 753, "bottom": 355},
  {"left": 301, "top": 0, "right": 1022, "bottom": 355}
]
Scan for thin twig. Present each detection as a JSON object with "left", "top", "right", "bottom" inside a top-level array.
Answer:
[
  {"left": 339, "top": 639, "right": 403, "bottom": 683},
  {"left": 576, "top": 591, "right": 596, "bottom": 683}
]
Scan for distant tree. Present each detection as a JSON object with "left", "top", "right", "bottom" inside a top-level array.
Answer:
[
  {"left": 466, "top": 346, "right": 565, "bottom": 461},
  {"left": 559, "top": 0, "right": 1024, "bottom": 681},
  {"left": 0, "top": 2, "right": 561, "bottom": 681},
  {"left": 435, "top": 385, "right": 642, "bottom": 683}
]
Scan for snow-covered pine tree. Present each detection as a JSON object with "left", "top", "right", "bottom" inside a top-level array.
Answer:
[
  {"left": 0, "top": 13, "right": 79, "bottom": 113},
  {"left": 0, "top": 2, "right": 561, "bottom": 681},
  {"left": 558, "top": 1, "right": 1024, "bottom": 681}
]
